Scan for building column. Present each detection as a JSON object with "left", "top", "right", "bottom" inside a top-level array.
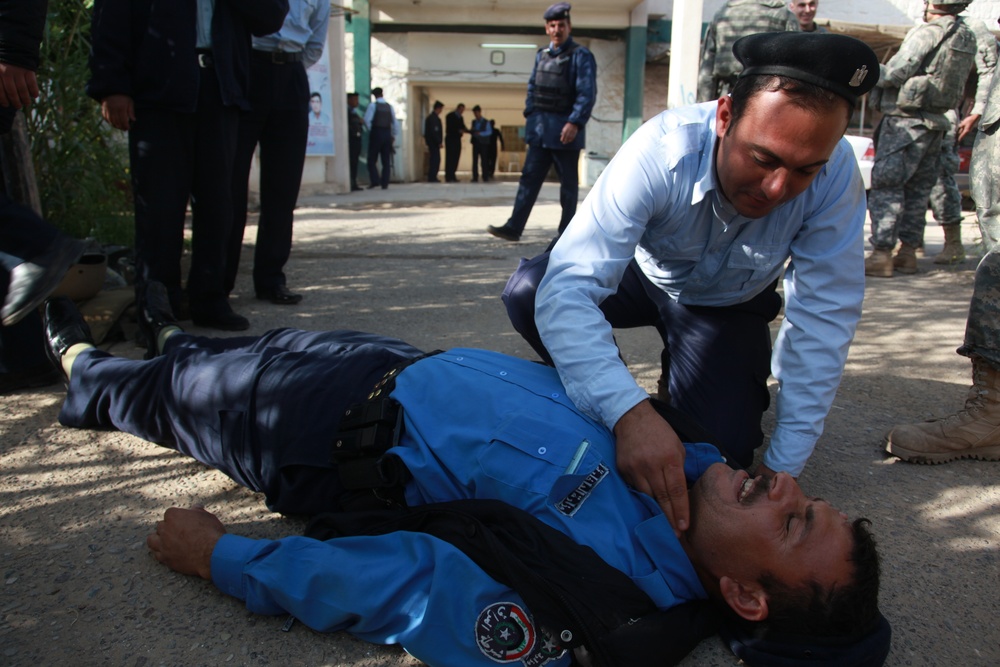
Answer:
[
  {"left": 623, "top": 3, "right": 648, "bottom": 141},
  {"left": 667, "top": 0, "right": 703, "bottom": 109}
]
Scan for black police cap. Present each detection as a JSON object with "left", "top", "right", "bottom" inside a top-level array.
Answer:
[
  {"left": 733, "top": 32, "right": 880, "bottom": 105},
  {"left": 544, "top": 2, "right": 571, "bottom": 21}
]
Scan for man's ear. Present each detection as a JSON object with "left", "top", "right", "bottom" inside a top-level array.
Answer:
[
  {"left": 719, "top": 576, "right": 769, "bottom": 622},
  {"left": 715, "top": 95, "right": 733, "bottom": 138}
]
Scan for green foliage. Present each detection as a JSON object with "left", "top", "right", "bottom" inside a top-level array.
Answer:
[{"left": 27, "top": 0, "right": 133, "bottom": 245}]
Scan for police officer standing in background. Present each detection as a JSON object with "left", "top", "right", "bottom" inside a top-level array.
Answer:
[
  {"left": 865, "top": 0, "right": 977, "bottom": 277},
  {"left": 696, "top": 0, "right": 799, "bottom": 102},
  {"left": 347, "top": 92, "right": 364, "bottom": 191},
  {"left": 423, "top": 100, "right": 444, "bottom": 183},
  {"left": 486, "top": 2, "right": 596, "bottom": 242},
  {"left": 364, "top": 87, "right": 397, "bottom": 190}
]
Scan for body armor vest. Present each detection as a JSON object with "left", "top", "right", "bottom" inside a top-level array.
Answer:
[
  {"left": 371, "top": 102, "right": 392, "bottom": 129},
  {"left": 533, "top": 43, "right": 579, "bottom": 114}
]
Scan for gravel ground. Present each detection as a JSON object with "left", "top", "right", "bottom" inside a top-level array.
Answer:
[{"left": 1, "top": 183, "right": 997, "bottom": 666}]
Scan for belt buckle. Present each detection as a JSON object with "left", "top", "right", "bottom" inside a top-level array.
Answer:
[{"left": 197, "top": 52, "right": 211, "bottom": 68}]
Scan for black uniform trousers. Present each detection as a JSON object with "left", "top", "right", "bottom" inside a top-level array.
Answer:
[
  {"left": 501, "top": 252, "right": 781, "bottom": 468},
  {"left": 59, "top": 328, "right": 424, "bottom": 516},
  {"left": 505, "top": 145, "right": 580, "bottom": 236},
  {"left": 128, "top": 65, "right": 238, "bottom": 316},
  {"left": 367, "top": 127, "right": 393, "bottom": 188},
  {"left": 226, "top": 52, "right": 309, "bottom": 295},
  {"left": 426, "top": 144, "right": 441, "bottom": 182},
  {"left": 349, "top": 133, "right": 362, "bottom": 189},
  {"left": 444, "top": 137, "right": 462, "bottom": 182},
  {"left": 471, "top": 142, "right": 486, "bottom": 182}
]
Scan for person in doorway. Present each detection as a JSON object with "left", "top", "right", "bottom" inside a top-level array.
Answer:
[
  {"left": 424, "top": 99, "right": 444, "bottom": 183},
  {"left": 363, "top": 87, "right": 397, "bottom": 190},
  {"left": 445, "top": 102, "right": 467, "bottom": 183}
]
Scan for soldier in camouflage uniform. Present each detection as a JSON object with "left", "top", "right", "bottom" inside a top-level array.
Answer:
[
  {"left": 696, "top": 0, "right": 799, "bottom": 102},
  {"left": 884, "top": 34, "right": 1000, "bottom": 463},
  {"left": 864, "top": 0, "right": 977, "bottom": 277},
  {"left": 927, "top": 16, "right": 998, "bottom": 265}
]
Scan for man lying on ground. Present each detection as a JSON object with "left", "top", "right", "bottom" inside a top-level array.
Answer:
[{"left": 41, "top": 290, "right": 883, "bottom": 666}]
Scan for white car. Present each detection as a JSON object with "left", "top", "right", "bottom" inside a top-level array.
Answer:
[{"left": 845, "top": 134, "right": 875, "bottom": 191}]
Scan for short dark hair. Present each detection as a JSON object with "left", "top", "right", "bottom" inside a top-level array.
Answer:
[
  {"left": 759, "top": 518, "right": 881, "bottom": 638},
  {"left": 728, "top": 74, "right": 853, "bottom": 135},
  {"left": 311, "top": 92, "right": 322, "bottom": 101},
  {"left": 372, "top": 87, "right": 384, "bottom": 98}
]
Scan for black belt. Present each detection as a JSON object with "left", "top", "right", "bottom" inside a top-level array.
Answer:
[
  {"left": 196, "top": 49, "right": 213, "bottom": 69},
  {"left": 252, "top": 49, "right": 304, "bottom": 64},
  {"left": 330, "top": 351, "right": 444, "bottom": 507}
]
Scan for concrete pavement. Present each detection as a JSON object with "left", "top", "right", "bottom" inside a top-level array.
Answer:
[{"left": 1, "top": 182, "right": 997, "bottom": 666}]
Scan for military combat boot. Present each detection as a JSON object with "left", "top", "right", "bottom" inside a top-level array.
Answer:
[
  {"left": 933, "top": 224, "right": 966, "bottom": 264},
  {"left": 864, "top": 249, "right": 893, "bottom": 277},
  {"left": 884, "top": 357, "right": 1000, "bottom": 463},
  {"left": 892, "top": 242, "right": 918, "bottom": 274}
]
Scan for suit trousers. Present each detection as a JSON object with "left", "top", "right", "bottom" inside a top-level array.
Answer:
[
  {"left": 426, "top": 144, "right": 441, "bottom": 181},
  {"left": 227, "top": 56, "right": 310, "bottom": 294},
  {"left": 128, "top": 66, "right": 238, "bottom": 314},
  {"left": 501, "top": 252, "right": 781, "bottom": 467},
  {"left": 59, "top": 328, "right": 424, "bottom": 516},
  {"left": 444, "top": 138, "right": 462, "bottom": 181}
]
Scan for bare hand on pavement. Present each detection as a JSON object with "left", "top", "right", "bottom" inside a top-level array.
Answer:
[
  {"left": 147, "top": 506, "right": 226, "bottom": 580},
  {"left": 614, "top": 400, "right": 689, "bottom": 534}
]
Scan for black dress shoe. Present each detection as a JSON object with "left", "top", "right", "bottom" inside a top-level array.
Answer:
[
  {"left": 351, "top": 185, "right": 363, "bottom": 191},
  {"left": 190, "top": 300, "right": 249, "bottom": 331},
  {"left": 255, "top": 285, "right": 303, "bottom": 305},
  {"left": 137, "top": 281, "right": 181, "bottom": 359},
  {"left": 43, "top": 297, "right": 95, "bottom": 381},
  {"left": 2, "top": 236, "right": 86, "bottom": 326},
  {"left": 367, "top": 184, "right": 380, "bottom": 189},
  {"left": 486, "top": 224, "right": 521, "bottom": 242}
]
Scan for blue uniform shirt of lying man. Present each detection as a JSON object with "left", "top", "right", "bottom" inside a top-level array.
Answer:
[{"left": 46, "top": 298, "right": 882, "bottom": 667}]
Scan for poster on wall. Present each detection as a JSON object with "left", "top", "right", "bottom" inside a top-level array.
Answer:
[{"left": 306, "top": 49, "right": 335, "bottom": 156}]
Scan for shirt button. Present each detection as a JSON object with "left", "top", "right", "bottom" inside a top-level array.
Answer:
[
  {"left": 537, "top": 447, "right": 547, "bottom": 455},
  {"left": 499, "top": 371, "right": 508, "bottom": 376},
  {"left": 551, "top": 392, "right": 560, "bottom": 398}
]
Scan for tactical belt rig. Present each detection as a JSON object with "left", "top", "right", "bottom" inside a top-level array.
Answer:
[{"left": 329, "top": 350, "right": 443, "bottom": 508}]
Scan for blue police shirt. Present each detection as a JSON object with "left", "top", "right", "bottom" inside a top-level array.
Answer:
[{"left": 212, "top": 348, "right": 722, "bottom": 666}]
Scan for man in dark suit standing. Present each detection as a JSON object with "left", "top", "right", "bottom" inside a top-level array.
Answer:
[
  {"left": 347, "top": 92, "right": 363, "bottom": 191},
  {"left": 444, "top": 102, "right": 467, "bottom": 183},
  {"left": 423, "top": 100, "right": 444, "bottom": 183},
  {"left": 87, "top": 0, "right": 289, "bottom": 331}
]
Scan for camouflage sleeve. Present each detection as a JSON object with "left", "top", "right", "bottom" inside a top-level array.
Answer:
[
  {"left": 970, "top": 19, "right": 998, "bottom": 117},
  {"left": 880, "top": 22, "right": 942, "bottom": 89},
  {"left": 697, "top": 24, "right": 718, "bottom": 102}
]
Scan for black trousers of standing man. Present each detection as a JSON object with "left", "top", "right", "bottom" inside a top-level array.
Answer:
[
  {"left": 128, "top": 65, "right": 238, "bottom": 318},
  {"left": 226, "top": 51, "right": 310, "bottom": 296}
]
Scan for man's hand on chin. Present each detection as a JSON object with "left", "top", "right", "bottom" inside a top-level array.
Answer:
[
  {"left": 147, "top": 506, "right": 226, "bottom": 581},
  {"left": 614, "top": 400, "right": 690, "bottom": 535}
]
